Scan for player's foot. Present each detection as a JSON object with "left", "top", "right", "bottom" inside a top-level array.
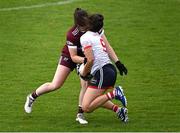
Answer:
[
  {"left": 76, "top": 113, "right": 88, "bottom": 124},
  {"left": 24, "top": 94, "right": 35, "bottom": 113},
  {"left": 115, "top": 86, "right": 127, "bottom": 107},
  {"left": 117, "top": 107, "right": 128, "bottom": 123}
]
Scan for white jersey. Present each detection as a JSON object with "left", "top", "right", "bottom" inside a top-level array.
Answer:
[{"left": 80, "top": 30, "right": 111, "bottom": 75}]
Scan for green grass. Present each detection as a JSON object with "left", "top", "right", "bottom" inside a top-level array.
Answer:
[{"left": 0, "top": 0, "right": 180, "bottom": 131}]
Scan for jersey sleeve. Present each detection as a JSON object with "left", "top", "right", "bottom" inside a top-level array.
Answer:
[
  {"left": 66, "top": 32, "right": 77, "bottom": 49},
  {"left": 80, "top": 34, "right": 92, "bottom": 51}
]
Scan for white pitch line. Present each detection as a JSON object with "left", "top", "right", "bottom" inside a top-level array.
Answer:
[{"left": 0, "top": 0, "right": 77, "bottom": 11}]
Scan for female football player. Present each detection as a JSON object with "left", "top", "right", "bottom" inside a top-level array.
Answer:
[
  {"left": 24, "top": 8, "right": 128, "bottom": 124},
  {"left": 24, "top": 8, "right": 89, "bottom": 124},
  {"left": 79, "top": 14, "right": 128, "bottom": 122}
]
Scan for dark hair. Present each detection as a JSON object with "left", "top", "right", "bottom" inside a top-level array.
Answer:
[
  {"left": 74, "top": 8, "right": 89, "bottom": 27},
  {"left": 89, "top": 14, "right": 104, "bottom": 32}
]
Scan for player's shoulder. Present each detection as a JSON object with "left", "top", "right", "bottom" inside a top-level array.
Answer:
[
  {"left": 81, "top": 31, "right": 93, "bottom": 38},
  {"left": 80, "top": 31, "right": 89, "bottom": 41},
  {"left": 67, "top": 26, "right": 80, "bottom": 38}
]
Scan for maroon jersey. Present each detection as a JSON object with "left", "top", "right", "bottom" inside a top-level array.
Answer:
[{"left": 61, "top": 26, "right": 84, "bottom": 58}]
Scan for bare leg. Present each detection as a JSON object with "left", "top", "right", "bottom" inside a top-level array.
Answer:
[
  {"left": 82, "top": 88, "right": 107, "bottom": 113},
  {"left": 101, "top": 89, "right": 116, "bottom": 110},
  {"left": 78, "top": 79, "right": 88, "bottom": 106},
  {"left": 82, "top": 87, "right": 122, "bottom": 113},
  {"left": 24, "top": 64, "right": 71, "bottom": 113},
  {"left": 80, "top": 87, "right": 129, "bottom": 122},
  {"left": 102, "top": 100, "right": 114, "bottom": 110},
  {"left": 36, "top": 64, "right": 71, "bottom": 96}
]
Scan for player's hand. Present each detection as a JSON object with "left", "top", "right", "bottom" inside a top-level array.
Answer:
[
  {"left": 76, "top": 58, "right": 87, "bottom": 75},
  {"left": 77, "top": 63, "right": 93, "bottom": 81},
  {"left": 80, "top": 73, "right": 93, "bottom": 81},
  {"left": 115, "top": 61, "right": 128, "bottom": 76}
]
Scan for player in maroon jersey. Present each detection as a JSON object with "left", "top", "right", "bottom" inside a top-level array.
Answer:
[
  {"left": 24, "top": 8, "right": 128, "bottom": 125},
  {"left": 24, "top": 8, "right": 89, "bottom": 124}
]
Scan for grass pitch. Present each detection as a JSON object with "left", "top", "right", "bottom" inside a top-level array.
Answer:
[{"left": 0, "top": 0, "right": 180, "bottom": 132}]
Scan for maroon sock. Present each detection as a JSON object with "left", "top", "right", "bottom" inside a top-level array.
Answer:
[
  {"left": 78, "top": 106, "right": 84, "bottom": 114},
  {"left": 31, "top": 91, "right": 38, "bottom": 99}
]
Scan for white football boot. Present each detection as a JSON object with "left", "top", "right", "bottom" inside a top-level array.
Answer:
[
  {"left": 24, "top": 94, "right": 35, "bottom": 113},
  {"left": 76, "top": 113, "right": 88, "bottom": 124}
]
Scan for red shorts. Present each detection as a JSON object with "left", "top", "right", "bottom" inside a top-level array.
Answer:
[{"left": 59, "top": 55, "right": 76, "bottom": 71}]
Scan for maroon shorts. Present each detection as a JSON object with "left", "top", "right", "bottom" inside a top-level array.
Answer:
[{"left": 59, "top": 55, "right": 76, "bottom": 71}]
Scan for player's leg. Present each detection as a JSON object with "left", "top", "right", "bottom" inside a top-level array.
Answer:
[
  {"left": 36, "top": 65, "right": 71, "bottom": 95},
  {"left": 82, "top": 64, "right": 115, "bottom": 113},
  {"left": 78, "top": 78, "right": 88, "bottom": 107},
  {"left": 82, "top": 88, "right": 127, "bottom": 117},
  {"left": 24, "top": 55, "right": 74, "bottom": 113},
  {"left": 102, "top": 100, "right": 128, "bottom": 122},
  {"left": 76, "top": 78, "right": 88, "bottom": 124},
  {"left": 102, "top": 87, "right": 128, "bottom": 122},
  {"left": 106, "top": 86, "right": 127, "bottom": 107},
  {"left": 24, "top": 64, "right": 71, "bottom": 113},
  {"left": 82, "top": 64, "right": 128, "bottom": 122},
  {"left": 82, "top": 87, "right": 107, "bottom": 113},
  {"left": 82, "top": 88, "right": 128, "bottom": 122}
]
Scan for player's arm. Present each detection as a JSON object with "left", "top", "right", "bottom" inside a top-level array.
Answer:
[
  {"left": 102, "top": 34, "right": 119, "bottom": 62},
  {"left": 102, "top": 34, "right": 128, "bottom": 75},
  {"left": 68, "top": 47, "right": 85, "bottom": 64},
  {"left": 81, "top": 46, "right": 94, "bottom": 77},
  {"left": 66, "top": 32, "right": 85, "bottom": 64}
]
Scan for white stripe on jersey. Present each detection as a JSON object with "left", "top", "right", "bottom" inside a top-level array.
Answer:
[{"left": 68, "top": 45, "right": 77, "bottom": 49}]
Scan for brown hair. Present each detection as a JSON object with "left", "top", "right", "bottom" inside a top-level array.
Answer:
[
  {"left": 88, "top": 14, "right": 104, "bottom": 32},
  {"left": 74, "top": 8, "right": 89, "bottom": 28}
]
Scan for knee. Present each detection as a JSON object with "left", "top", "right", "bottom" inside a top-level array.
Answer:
[
  {"left": 82, "top": 105, "right": 92, "bottom": 113},
  {"left": 47, "top": 82, "right": 60, "bottom": 91},
  {"left": 52, "top": 83, "right": 60, "bottom": 90}
]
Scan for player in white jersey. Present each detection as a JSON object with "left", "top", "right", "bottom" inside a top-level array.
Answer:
[
  {"left": 81, "top": 30, "right": 111, "bottom": 75},
  {"left": 78, "top": 14, "right": 128, "bottom": 122}
]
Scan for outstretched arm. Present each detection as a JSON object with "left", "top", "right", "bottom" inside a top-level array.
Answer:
[
  {"left": 102, "top": 34, "right": 128, "bottom": 76},
  {"left": 102, "top": 34, "right": 119, "bottom": 62}
]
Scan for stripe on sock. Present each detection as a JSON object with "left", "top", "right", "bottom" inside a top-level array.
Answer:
[{"left": 112, "top": 105, "right": 119, "bottom": 112}]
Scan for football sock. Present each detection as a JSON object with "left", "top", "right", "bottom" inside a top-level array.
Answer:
[
  {"left": 112, "top": 105, "right": 120, "bottom": 113},
  {"left": 106, "top": 90, "right": 115, "bottom": 100},
  {"left": 112, "top": 104, "right": 118, "bottom": 112},
  {"left": 78, "top": 105, "right": 84, "bottom": 114},
  {"left": 31, "top": 91, "right": 38, "bottom": 99}
]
